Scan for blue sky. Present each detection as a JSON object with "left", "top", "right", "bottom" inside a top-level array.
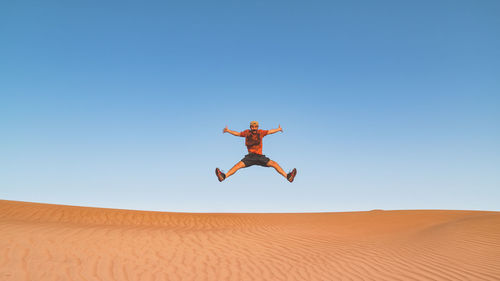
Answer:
[{"left": 1, "top": 0, "right": 499, "bottom": 212}]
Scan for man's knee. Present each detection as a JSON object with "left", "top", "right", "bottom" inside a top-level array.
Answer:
[
  {"left": 238, "top": 161, "right": 246, "bottom": 168},
  {"left": 267, "top": 160, "right": 275, "bottom": 167}
]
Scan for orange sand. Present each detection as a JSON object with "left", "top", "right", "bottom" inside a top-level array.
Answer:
[{"left": 1, "top": 199, "right": 499, "bottom": 280}]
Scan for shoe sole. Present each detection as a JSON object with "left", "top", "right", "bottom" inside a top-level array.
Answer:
[{"left": 287, "top": 168, "right": 297, "bottom": 182}]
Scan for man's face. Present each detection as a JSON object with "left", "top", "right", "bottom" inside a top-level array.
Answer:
[{"left": 250, "top": 125, "right": 258, "bottom": 133}]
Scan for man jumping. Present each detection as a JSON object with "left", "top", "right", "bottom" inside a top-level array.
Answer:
[{"left": 215, "top": 121, "right": 297, "bottom": 183}]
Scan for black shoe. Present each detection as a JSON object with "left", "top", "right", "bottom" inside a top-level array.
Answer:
[
  {"left": 287, "top": 168, "right": 297, "bottom": 183},
  {"left": 215, "top": 168, "right": 226, "bottom": 182}
]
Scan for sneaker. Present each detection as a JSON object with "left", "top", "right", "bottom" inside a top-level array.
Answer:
[
  {"left": 215, "top": 168, "right": 226, "bottom": 182},
  {"left": 287, "top": 168, "right": 297, "bottom": 183}
]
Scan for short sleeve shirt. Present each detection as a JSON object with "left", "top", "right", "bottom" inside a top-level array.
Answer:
[{"left": 240, "top": 129, "right": 269, "bottom": 154}]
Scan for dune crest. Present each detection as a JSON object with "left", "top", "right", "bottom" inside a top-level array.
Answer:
[{"left": 1, "top": 199, "right": 499, "bottom": 280}]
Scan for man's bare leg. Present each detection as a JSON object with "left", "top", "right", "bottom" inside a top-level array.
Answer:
[
  {"left": 226, "top": 161, "right": 246, "bottom": 178},
  {"left": 267, "top": 160, "right": 287, "bottom": 178}
]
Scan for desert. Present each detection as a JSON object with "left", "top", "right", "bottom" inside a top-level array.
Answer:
[{"left": 1, "top": 199, "right": 499, "bottom": 280}]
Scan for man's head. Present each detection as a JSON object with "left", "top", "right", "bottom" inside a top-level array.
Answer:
[{"left": 250, "top": 121, "right": 259, "bottom": 133}]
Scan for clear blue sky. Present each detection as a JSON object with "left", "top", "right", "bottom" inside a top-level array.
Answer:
[{"left": 1, "top": 0, "right": 499, "bottom": 212}]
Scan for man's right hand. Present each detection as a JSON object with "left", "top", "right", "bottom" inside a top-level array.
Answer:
[{"left": 223, "top": 125, "right": 228, "bottom": 134}]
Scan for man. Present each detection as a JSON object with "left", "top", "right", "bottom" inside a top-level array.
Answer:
[{"left": 215, "top": 121, "right": 297, "bottom": 183}]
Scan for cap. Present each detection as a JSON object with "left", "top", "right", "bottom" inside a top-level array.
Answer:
[{"left": 250, "top": 121, "right": 259, "bottom": 126}]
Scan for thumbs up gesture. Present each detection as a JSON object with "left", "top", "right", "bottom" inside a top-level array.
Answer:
[
  {"left": 278, "top": 124, "right": 283, "bottom": 133},
  {"left": 223, "top": 125, "right": 228, "bottom": 133}
]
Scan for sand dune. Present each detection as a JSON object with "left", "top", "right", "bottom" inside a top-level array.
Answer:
[{"left": 0, "top": 200, "right": 499, "bottom": 280}]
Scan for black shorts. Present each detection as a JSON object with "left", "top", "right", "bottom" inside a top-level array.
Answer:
[{"left": 241, "top": 153, "right": 270, "bottom": 167}]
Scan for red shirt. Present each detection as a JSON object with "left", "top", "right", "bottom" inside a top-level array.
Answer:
[{"left": 240, "top": 129, "right": 269, "bottom": 154}]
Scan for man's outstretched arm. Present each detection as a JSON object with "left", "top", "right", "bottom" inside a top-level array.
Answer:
[
  {"left": 223, "top": 125, "right": 241, "bottom": 136},
  {"left": 267, "top": 124, "right": 283, "bottom": 135}
]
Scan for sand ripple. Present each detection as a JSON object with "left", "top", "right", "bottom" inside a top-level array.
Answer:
[{"left": 1, "top": 200, "right": 499, "bottom": 280}]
